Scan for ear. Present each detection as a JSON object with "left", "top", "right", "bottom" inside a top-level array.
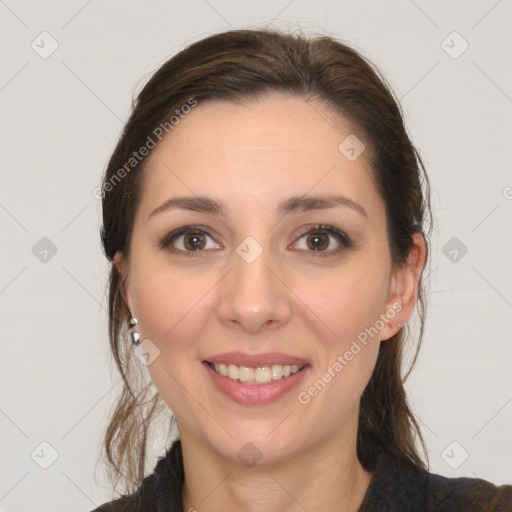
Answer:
[
  {"left": 379, "top": 232, "right": 427, "bottom": 341},
  {"left": 114, "top": 251, "right": 135, "bottom": 314}
]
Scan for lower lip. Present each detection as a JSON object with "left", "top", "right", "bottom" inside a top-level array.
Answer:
[{"left": 203, "top": 362, "right": 310, "bottom": 405}]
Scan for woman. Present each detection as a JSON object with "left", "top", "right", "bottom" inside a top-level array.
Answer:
[{"left": 92, "top": 29, "right": 511, "bottom": 511}]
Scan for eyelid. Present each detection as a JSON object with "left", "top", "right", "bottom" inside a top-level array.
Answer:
[{"left": 293, "top": 224, "right": 350, "bottom": 244}]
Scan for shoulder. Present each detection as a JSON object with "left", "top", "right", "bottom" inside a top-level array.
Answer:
[
  {"left": 91, "top": 439, "right": 184, "bottom": 512},
  {"left": 426, "top": 471, "right": 512, "bottom": 512},
  {"left": 89, "top": 440, "right": 184, "bottom": 512},
  {"left": 88, "top": 473, "right": 159, "bottom": 512},
  {"left": 89, "top": 496, "right": 137, "bottom": 512},
  {"left": 360, "top": 451, "right": 512, "bottom": 512}
]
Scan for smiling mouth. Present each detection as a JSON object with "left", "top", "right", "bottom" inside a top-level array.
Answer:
[{"left": 207, "top": 362, "right": 307, "bottom": 385}]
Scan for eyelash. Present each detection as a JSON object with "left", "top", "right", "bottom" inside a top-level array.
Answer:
[{"left": 159, "top": 224, "right": 352, "bottom": 258}]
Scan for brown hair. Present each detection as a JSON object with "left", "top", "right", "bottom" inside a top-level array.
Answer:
[{"left": 98, "top": 27, "right": 432, "bottom": 500}]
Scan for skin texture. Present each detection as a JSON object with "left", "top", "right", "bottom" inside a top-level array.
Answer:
[{"left": 115, "top": 94, "right": 426, "bottom": 512}]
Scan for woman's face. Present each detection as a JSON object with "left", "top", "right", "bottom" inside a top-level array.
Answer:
[{"left": 117, "top": 94, "right": 413, "bottom": 465}]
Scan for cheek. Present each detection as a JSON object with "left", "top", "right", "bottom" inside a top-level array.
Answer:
[
  {"left": 132, "top": 269, "right": 217, "bottom": 413},
  {"left": 128, "top": 243, "right": 218, "bottom": 351},
  {"left": 291, "top": 261, "right": 388, "bottom": 407},
  {"left": 133, "top": 271, "right": 214, "bottom": 350},
  {"left": 294, "top": 275, "right": 385, "bottom": 423},
  {"left": 294, "top": 263, "right": 390, "bottom": 347}
]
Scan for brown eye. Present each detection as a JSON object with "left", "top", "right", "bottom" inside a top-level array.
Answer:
[
  {"left": 305, "top": 233, "right": 329, "bottom": 251},
  {"left": 160, "top": 226, "right": 220, "bottom": 257},
  {"left": 182, "top": 232, "right": 207, "bottom": 251},
  {"left": 292, "top": 225, "right": 351, "bottom": 256}
]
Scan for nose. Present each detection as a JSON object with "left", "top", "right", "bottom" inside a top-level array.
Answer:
[{"left": 217, "top": 239, "right": 293, "bottom": 334}]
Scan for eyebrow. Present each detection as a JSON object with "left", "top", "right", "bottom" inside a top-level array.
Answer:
[{"left": 148, "top": 194, "right": 368, "bottom": 220}]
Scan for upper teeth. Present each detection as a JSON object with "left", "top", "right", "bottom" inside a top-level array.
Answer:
[{"left": 213, "top": 363, "right": 304, "bottom": 384}]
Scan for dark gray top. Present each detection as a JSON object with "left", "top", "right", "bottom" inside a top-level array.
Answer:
[{"left": 91, "top": 440, "right": 512, "bottom": 512}]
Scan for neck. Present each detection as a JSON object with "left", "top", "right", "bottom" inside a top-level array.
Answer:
[{"left": 180, "top": 426, "right": 373, "bottom": 512}]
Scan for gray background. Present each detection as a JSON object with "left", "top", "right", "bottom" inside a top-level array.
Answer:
[{"left": 1, "top": 0, "right": 511, "bottom": 510}]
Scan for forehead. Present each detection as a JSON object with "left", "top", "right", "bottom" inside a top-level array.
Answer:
[{"left": 137, "top": 95, "right": 383, "bottom": 220}]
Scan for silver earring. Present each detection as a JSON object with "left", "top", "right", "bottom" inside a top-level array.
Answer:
[{"left": 129, "top": 317, "right": 140, "bottom": 345}]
